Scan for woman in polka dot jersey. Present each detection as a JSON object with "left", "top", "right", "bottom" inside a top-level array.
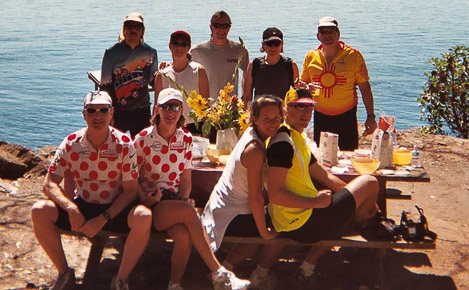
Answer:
[
  {"left": 135, "top": 88, "right": 250, "bottom": 290},
  {"left": 201, "top": 95, "right": 284, "bottom": 279}
]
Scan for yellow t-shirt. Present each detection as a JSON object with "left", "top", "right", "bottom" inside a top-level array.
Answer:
[
  {"left": 300, "top": 41, "right": 369, "bottom": 115},
  {"left": 267, "top": 124, "right": 318, "bottom": 232}
]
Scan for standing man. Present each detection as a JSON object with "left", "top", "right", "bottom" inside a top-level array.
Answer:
[
  {"left": 190, "top": 10, "right": 249, "bottom": 99},
  {"left": 264, "top": 88, "right": 379, "bottom": 286},
  {"left": 101, "top": 12, "right": 158, "bottom": 138},
  {"left": 300, "top": 16, "right": 377, "bottom": 150},
  {"left": 31, "top": 91, "right": 152, "bottom": 290}
]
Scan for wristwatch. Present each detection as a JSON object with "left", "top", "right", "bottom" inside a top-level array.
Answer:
[
  {"left": 102, "top": 211, "right": 111, "bottom": 222},
  {"left": 367, "top": 113, "right": 376, "bottom": 119}
]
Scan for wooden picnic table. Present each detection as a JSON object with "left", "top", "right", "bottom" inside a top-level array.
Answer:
[{"left": 191, "top": 159, "right": 431, "bottom": 217}]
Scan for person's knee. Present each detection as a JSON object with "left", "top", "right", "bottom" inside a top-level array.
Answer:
[
  {"left": 169, "top": 225, "right": 191, "bottom": 246},
  {"left": 30, "top": 200, "right": 56, "bottom": 224},
  {"left": 129, "top": 205, "right": 152, "bottom": 230},
  {"left": 361, "top": 175, "right": 379, "bottom": 197}
]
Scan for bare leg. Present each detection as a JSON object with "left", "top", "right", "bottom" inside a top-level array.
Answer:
[
  {"left": 345, "top": 175, "right": 379, "bottom": 226},
  {"left": 224, "top": 244, "right": 261, "bottom": 267},
  {"left": 116, "top": 205, "right": 152, "bottom": 281},
  {"left": 257, "top": 244, "right": 284, "bottom": 269},
  {"left": 166, "top": 224, "right": 191, "bottom": 284},
  {"left": 31, "top": 200, "right": 68, "bottom": 274},
  {"left": 304, "top": 245, "right": 331, "bottom": 265},
  {"left": 153, "top": 200, "right": 221, "bottom": 273}
]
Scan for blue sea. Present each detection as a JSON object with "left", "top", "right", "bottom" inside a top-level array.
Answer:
[{"left": 1, "top": 0, "right": 468, "bottom": 149}]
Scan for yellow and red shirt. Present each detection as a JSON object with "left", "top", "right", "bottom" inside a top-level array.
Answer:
[{"left": 300, "top": 41, "right": 369, "bottom": 115}]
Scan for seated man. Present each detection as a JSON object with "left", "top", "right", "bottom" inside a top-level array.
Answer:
[
  {"left": 31, "top": 91, "right": 152, "bottom": 290},
  {"left": 264, "top": 88, "right": 379, "bottom": 285}
]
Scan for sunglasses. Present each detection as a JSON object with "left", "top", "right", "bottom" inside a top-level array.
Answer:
[
  {"left": 318, "top": 27, "right": 337, "bottom": 34},
  {"left": 84, "top": 107, "right": 111, "bottom": 114},
  {"left": 211, "top": 23, "right": 231, "bottom": 29},
  {"left": 124, "top": 23, "right": 143, "bottom": 30},
  {"left": 159, "top": 104, "right": 182, "bottom": 112},
  {"left": 171, "top": 41, "right": 189, "bottom": 47},
  {"left": 264, "top": 40, "right": 282, "bottom": 47},
  {"left": 289, "top": 104, "right": 315, "bottom": 111}
]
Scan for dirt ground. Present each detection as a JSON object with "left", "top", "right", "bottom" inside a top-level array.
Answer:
[{"left": 0, "top": 128, "right": 468, "bottom": 290}]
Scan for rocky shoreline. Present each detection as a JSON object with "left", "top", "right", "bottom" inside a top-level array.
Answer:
[{"left": 0, "top": 129, "right": 468, "bottom": 289}]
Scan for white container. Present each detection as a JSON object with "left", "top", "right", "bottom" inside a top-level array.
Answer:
[
  {"left": 371, "top": 130, "right": 393, "bottom": 168},
  {"left": 319, "top": 132, "right": 339, "bottom": 166}
]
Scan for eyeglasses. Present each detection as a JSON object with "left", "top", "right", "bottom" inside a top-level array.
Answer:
[
  {"left": 318, "top": 27, "right": 337, "bottom": 34},
  {"left": 171, "top": 41, "right": 189, "bottom": 47},
  {"left": 211, "top": 23, "right": 231, "bottom": 29},
  {"left": 264, "top": 40, "right": 282, "bottom": 47},
  {"left": 158, "top": 104, "right": 182, "bottom": 112},
  {"left": 124, "top": 23, "right": 143, "bottom": 30},
  {"left": 289, "top": 104, "right": 315, "bottom": 111},
  {"left": 84, "top": 107, "right": 111, "bottom": 114}
]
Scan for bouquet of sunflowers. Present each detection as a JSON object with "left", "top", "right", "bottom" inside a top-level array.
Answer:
[{"left": 187, "top": 84, "right": 248, "bottom": 137}]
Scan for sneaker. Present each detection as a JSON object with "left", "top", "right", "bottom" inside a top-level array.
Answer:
[
  {"left": 110, "top": 276, "right": 129, "bottom": 290},
  {"left": 249, "top": 270, "right": 277, "bottom": 290},
  {"left": 288, "top": 267, "right": 314, "bottom": 290},
  {"left": 212, "top": 267, "right": 251, "bottom": 290},
  {"left": 50, "top": 268, "right": 76, "bottom": 290},
  {"left": 168, "top": 282, "right": 184, "bottom": 290}
]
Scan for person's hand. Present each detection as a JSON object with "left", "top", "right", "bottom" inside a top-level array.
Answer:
[
  {"left": 142, "top": 189, "right": 162, "bottom": 207},
  {"left": 81, "top": 216, "right": 106, "bottom": 238},
  {"left": 68, "top": 207, "right": 85, "bottom": 232},
  {"left": 313, "top": 189, "right": 332, "bottom": 208},
  {"left": 182, "top": 198, "right": 196, "bottom": 208},
  {"left": 159, "top": 61, "right": 172, "bottom": 70},
  {"left": 261, "top": 227, "right": 278, "bottom": 240},
  {"left": 363, "top": 117, "right": 377, "bottom": 136},
  {"left": 294, "top": 78, "right": 320, "bottom": 95}
]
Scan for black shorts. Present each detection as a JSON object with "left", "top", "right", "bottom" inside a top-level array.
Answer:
[
  {"left": 225, "top": 213, "right": 272, "bottom": 238},
  {"left": 280, "top": 188, "right": 356, "bottom": 243},
  {"left": 313, "top": 107, "right": 359, "bottom": 151},
  {"left": 113, "top": 106, "right": 151, "bottom": 138},
  {"left": 55, "top": 197, "right": 138, "bottom": 233}
]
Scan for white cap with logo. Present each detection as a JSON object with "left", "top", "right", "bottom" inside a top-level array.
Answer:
[{"left": 83, "top": 91, "right": 112, "bottom": 107}]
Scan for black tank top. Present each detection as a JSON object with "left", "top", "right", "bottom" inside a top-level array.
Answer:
[{"left": 252, "top": 56, "right": 293, "bottom": 100}]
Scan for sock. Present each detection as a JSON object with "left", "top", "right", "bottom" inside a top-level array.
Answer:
[
  {"left": 168, "top": 282, "right": 181, "bottom": 289},
  {"left": 222, "top": 261, "right": 234, "bottom": 271},
  {"left": 254, "top": 265, "right": 269, "bottom": 278},
  {"left": 300, "top": 261, "right": 315, "bottom": 277}
]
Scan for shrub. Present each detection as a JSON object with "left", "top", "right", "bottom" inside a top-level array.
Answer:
[{"left": 419, "top": 45, "right": 469, "bottom": 139}]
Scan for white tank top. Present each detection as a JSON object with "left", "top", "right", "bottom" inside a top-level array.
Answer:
[
  {"left": 161, "top": 61, "right": 201, "bottom": 123},
  {"left": 201, "top": 127, "right": 266, "bottom": 251}
]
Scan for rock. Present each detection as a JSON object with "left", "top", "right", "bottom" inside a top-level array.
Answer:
[{"left": 0, "top": 141, "right": 49, "bottom": 180}]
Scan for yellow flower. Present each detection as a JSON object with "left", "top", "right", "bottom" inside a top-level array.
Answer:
[
  {"left": 224, "top": 83, "right": 234, "bottom": 94},
  {"left": 217, "top": 104, "right": 227, "bottom": 116},
  {"left": 187, "top": 93, "right": 208, "bottom": 112},
  {"left": 237, "top": 100, "right": 244, "bottom": 111},
  {"left": 238, "top": 113, "right": 249, "bottom": 134},
  {"left": 208, "top": 110, "right": 220, "bottom": 125}
]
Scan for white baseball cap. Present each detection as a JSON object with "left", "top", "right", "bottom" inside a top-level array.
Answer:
[
  {"left": 157, "top": 88, "right": 184, "bottom": 105},
  {"left": 83, "top": 91, "right": 112, "bottom": 107}
]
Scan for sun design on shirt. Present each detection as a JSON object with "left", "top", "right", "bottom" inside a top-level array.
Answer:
[{"left": 312, "top": 63, "right": 347, "bottom": 98}]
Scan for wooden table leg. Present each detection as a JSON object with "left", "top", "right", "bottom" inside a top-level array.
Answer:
[
  {"left": 378, "top": 248, "right": 390, "bottom": 290},
  {"left": 83, "top": 235, "right": 108, "bottom": 286}
]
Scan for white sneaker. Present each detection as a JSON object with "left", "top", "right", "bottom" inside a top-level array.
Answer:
[
  {"left": 249, "top": 270, "right": 277, "bottom": 290},
  {"left": 212, "top": 267, "right": 251, "bottom": 290}
]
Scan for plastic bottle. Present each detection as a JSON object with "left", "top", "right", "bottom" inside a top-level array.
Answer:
[{"left": 411, "top": 145, "right": 422, "bottom": 168}]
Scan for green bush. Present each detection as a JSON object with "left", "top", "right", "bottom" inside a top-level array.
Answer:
[{"left": 419, "top": 45, "right": 469, "bottom": 139}]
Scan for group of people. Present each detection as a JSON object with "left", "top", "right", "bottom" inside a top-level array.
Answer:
[{"left": 30, "top": 10, "right": 381, "bottom": 290}]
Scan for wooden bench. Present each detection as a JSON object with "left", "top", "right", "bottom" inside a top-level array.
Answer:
[{"left": 60, "top": 218, "right": 435, "bottom": 289}]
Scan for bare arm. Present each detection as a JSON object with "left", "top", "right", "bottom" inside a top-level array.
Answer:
[
  {"left": 178, "top": 169, "right": 192, "bottom": 200},
  {"left": 154, "top": 72, "right": 164, "bottom": 106},
  {"left": 308, "top": 161, "right": 346, "bottom": 193},
  {"left": 198, "top": 66, "right": 210, "bottom": 99},
  {"left": 358, "top": 81, "right": 377, "bottom": 136},
  {"left": 242, "top": 61, "right": 253, "bottom": 105},
  {"left": 292, "top": 61, "right": 299, "bottom": 85},
  {"left": 267, "top": 166, "right": 330, "bottom": 209},
  {"left": 241, "top": 141, "right": 277, "bottom": 239},
  {"left": 43, "top": 172, "right": 85, "bottom": 232},
  {"left": 81, "top": 178, "right": 138, "bottom": 238}
]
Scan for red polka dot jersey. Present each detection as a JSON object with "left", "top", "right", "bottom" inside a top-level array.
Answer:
[
  {"left": 134, "top": 126, "right": 193, "bottom": 195},
  {"left": 48, "top": 127, "right": 138, "bottom": 204}
]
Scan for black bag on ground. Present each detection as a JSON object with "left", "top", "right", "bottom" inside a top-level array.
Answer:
[{"left": 398, "top": 205, "right": 438, "bottom": 242}]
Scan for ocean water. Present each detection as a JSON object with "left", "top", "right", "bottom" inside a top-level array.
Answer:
[{"left": 1, "top": 0, "right": 468, "bottom": 149}]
